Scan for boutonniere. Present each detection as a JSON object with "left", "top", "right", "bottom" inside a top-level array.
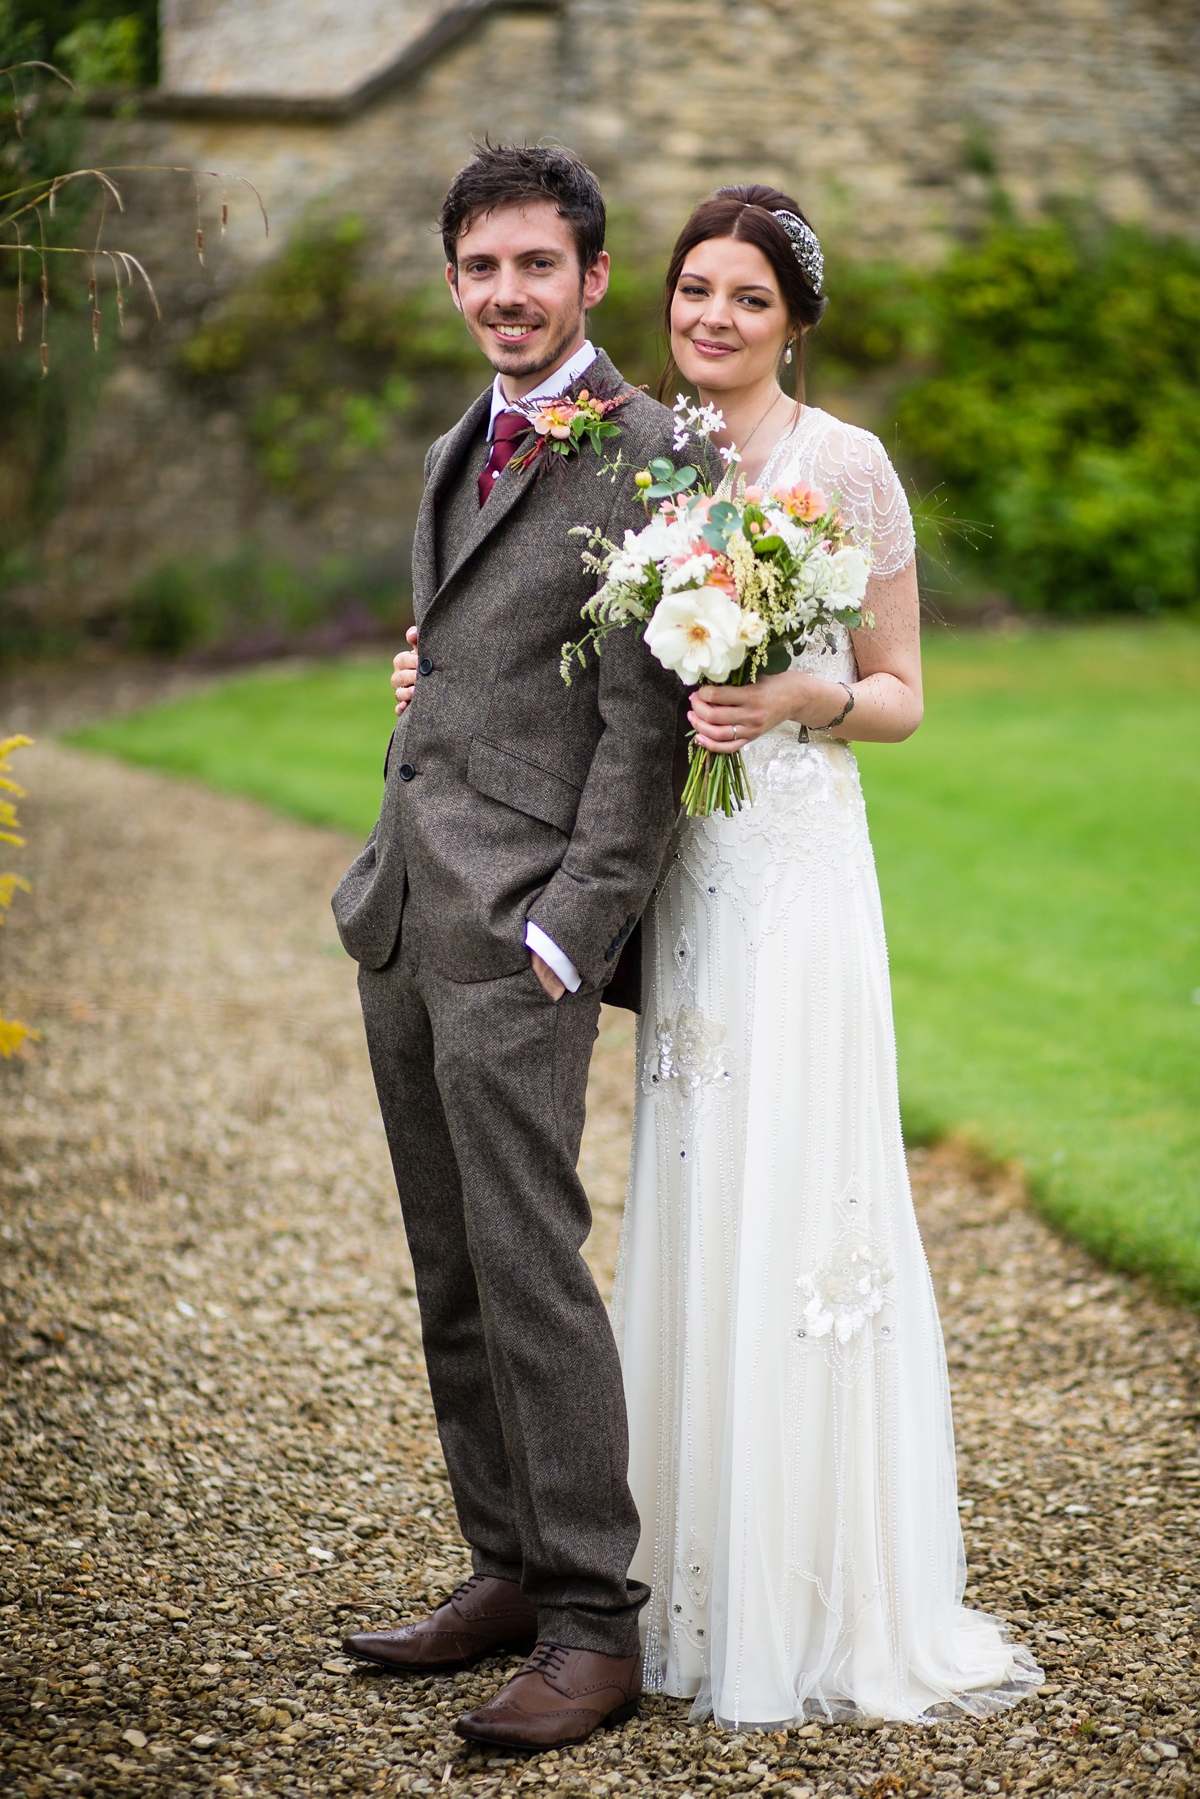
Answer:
[{"left": 509, "top": 386, "right": 635, "bottom": 478}]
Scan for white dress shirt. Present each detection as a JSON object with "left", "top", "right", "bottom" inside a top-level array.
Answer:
[
  {"left": 490, "top": 340, "right": 598, "bottom": 996},
  {"left": 487, "top": 338, "right": 597, "bottom": 441}
]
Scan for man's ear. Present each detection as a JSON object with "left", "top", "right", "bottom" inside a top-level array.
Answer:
[
  {"left": 582, "top": 250, "right": 610, "bottom": 313},
  {"left": 445, "top": 262, "right": 464, "bottom": 315}
]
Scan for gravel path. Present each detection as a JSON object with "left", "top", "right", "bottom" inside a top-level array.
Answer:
[{"left": 1, "top": 742, "right": 1198, "bottom": 1799}]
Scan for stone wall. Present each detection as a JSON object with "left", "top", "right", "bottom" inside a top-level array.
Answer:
[
  {"left": 161, "top": 0, "right": 448, "bottom": 100},
  {"left": 24, "top": 0, "right": 1200, "bottom": 626}
]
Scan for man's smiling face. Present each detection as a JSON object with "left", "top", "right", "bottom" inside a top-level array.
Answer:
[{"left": 447, "top": 200, "right": 610, "bottom": 399}]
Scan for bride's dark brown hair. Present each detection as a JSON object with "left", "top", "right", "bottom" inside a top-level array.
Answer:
[{"left": 656, "top": 184, "right": 827, "bottom": 403}]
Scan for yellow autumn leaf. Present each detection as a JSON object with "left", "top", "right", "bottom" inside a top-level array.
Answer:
[
  {"left": 0, "top": 873, "right": 32, "bottom": 920},
  {"left": 0, "top": 1013, "right": 39, "bottom": 1059},
  {"left": 0, "top": 734, "right": 33, "bottom": 769}
]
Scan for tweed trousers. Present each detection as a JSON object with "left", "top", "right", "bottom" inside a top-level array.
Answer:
[{"left": 359, "top": 931, "right": 649, "bottom": 1657}]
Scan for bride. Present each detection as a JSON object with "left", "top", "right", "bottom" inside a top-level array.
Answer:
[{"left": 613, "top": 185, "right": 1041, "bottom": 1730}]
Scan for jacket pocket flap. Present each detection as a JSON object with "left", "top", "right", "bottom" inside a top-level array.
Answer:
[{"left": 467, "top": 736, "right": 582, "bottom": 837}]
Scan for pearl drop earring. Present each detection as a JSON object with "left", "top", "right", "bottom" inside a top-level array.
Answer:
[{"left": 785, "top": 340, "right": 794, "bottom": 365}]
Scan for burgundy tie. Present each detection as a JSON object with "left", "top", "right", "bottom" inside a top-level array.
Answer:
[{"left": 478, "top": 409, "right": 531, "bottom": 507}]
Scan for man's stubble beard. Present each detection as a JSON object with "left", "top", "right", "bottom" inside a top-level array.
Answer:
[{"left": 475, "top": 301, "right": 588, "bottom": 382}]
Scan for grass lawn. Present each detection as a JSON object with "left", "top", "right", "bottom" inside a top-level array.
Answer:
[
  {"left": 70, "top": 656, "right": 400, "bottom": 838},
  {"left": 854, "top": 621, "right": 1200, "bottom": 1301},
  {"left": 69, "top": 623, "right": 1200, "bottom": 1301}
]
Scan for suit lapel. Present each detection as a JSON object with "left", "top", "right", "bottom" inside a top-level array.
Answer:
[
  {"left": 413, "top": 390, "right": 491, "bottom": 624},
  {"left": 433, "top": 432, "right": 541, "bottom": 599}
]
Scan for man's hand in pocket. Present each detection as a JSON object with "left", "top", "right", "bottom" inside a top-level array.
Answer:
[{"left": 531, "top": 952, "right": 566, "bottom": 1002}]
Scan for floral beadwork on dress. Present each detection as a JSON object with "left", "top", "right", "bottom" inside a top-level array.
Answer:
[
  {"left": 649, "top": 1005, "right": 732, "bottom": 1094},
  {"left": 798, "top": 1233, "right": 893, "bottom": 1344}
]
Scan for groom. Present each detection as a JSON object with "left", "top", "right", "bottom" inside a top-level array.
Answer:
[{"left": 331, "top": 144, "right": 698, "bottom": 1749}]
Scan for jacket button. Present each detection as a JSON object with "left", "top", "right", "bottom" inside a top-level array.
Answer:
[
  {"left": 418, "top": 656, "right": 434, "bottom": 676},
  {"left": 398, "top": 762, "right": 416, "bottom": 782}
]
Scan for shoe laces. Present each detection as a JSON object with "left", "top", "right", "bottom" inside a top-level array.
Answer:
[
  {"left": 526, "top": 1642, "right": 569, "bottom": 1677},
  {"left": 449, "top": 1574, "right": 489, "bottom": 1606}
]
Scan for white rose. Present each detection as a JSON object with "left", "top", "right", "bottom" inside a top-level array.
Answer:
[
  {"left": 826, "top": 545, "right": 871, "bottom": 604},
  {"left": 645, "top": 587, "right": 749, "bottom": 685},
  {"left": 738, "top": 609, "right": 767, "bottom": 646}
]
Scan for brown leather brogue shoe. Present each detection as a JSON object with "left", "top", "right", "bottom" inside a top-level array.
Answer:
[
  {"left": 342, "top": 1574, "right": 538, "bottom": 1674},
  {"left": 455, "top": 1642, "right": 642, "bottom": 1749}
]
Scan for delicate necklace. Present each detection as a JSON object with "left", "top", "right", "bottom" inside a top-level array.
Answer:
[{"left": 735, "top": 389, "right": 797, "bottom": 460}]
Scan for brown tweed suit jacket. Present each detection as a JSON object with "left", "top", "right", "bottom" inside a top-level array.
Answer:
[{"left": 332, "top": 351, "right": 696, "bottom": 998}]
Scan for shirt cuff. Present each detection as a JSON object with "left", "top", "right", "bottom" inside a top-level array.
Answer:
[{"left": 525, "top": 921, "right": 582, "bottom": 993}]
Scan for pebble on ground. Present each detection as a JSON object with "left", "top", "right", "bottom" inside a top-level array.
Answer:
[{"left": 1, "top": 739, "right": 1198, "bottom": 1798}]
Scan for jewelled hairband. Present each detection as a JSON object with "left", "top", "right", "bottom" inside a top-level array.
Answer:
[{"left": 771, "top": 209, "right": 824, "bottom": 293}]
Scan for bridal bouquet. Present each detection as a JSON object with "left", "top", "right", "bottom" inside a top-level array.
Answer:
[{"left": 562, "top": 398, "right": 872, "bottom": 817}]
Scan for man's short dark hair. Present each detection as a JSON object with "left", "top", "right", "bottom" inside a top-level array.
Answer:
[{"left": 440, "top": 142, "right": 606, "bottom": 275}]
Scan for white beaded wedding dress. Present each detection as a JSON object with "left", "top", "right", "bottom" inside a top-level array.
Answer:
[{"left": 612, "top": 406, "right": 1041, "bottom": 1729}]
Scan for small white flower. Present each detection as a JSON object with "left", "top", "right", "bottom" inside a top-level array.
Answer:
[
  {"left": 738, "top": 609, "right": 767, "bottom": 646},
  {"left": 718, "top": 445, "right": 740, "bottom": 467},
  {"left": 662, "top": 553, "right": 715, "bottom": 595},
  {"left": 798, "top": 548, "right": 835, "bottom": 600},
  {"left": 764, "top": 510, "right": 806, "bottom": 554},
  {"left": 645, "top": 587, "right": 748, "bottom": 684},
  {"left": 671, "top": 394, "right": 726, "bottom": 445}
]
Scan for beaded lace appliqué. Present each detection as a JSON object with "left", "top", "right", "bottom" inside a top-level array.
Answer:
[
  {"left": 650, "top": 1006, "right": 732, "bottom": 1094},
  {"left": 757, "top": 407, "right": 916, "bottom": 581},
  {"left": 797, "top": 1232, "right": 893, "bottom": 1344}
]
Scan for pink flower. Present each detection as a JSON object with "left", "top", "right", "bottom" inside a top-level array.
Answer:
[
  {"left": 704, "top": 557, "right": 739, "bottom": 599},
  {"left": 670, "top": 536, "right": 722, "bottom": 568},
  {"left": 772, "top": 482, "right": 827, "bottom": 522},
  {"left": 533, "top": 402, "right": 580, "bottom": 440}
]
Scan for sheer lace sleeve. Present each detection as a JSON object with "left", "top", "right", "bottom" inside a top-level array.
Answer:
[{"left": 770, "top": 411, "right": 916, "bottom": 580}]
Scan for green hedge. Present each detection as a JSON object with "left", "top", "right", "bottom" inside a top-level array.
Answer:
[{"left": 842, "top": 214, "right": 1200, "bottom": 617}]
